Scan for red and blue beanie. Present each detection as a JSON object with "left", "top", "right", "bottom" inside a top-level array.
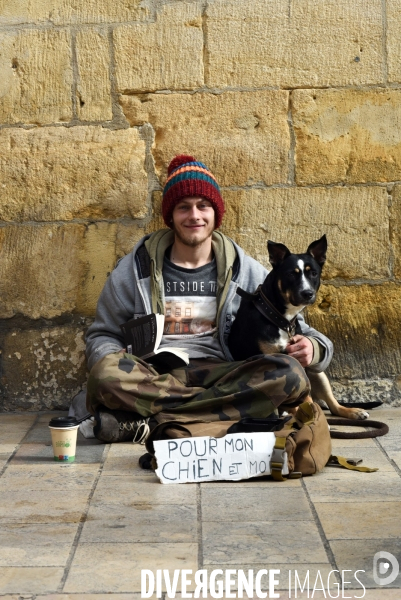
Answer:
[{"left": 162, "top": 155, "right": 225, "bottom": 229}]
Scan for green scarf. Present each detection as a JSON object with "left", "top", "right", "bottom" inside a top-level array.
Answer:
[{"left": 144, "top": 229, "right": 237, "bottom": 333}]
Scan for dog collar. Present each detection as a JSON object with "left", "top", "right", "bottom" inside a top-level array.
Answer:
[{"left": 236, "top": 285, "right": 301, "bottom": 340}]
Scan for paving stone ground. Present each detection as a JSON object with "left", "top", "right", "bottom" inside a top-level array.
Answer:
[{"left": 0, "top": 407, "right": 400, "bottom": 599}]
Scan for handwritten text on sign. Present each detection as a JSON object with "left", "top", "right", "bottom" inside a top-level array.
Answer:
[{"left": 154, "top": 432, "right": 288, "bottom": 484}]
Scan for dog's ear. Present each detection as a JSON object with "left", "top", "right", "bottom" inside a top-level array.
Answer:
[
  {"left": 307, "top": 235, "right": 327, "bottom": 267},
  {"left": 267, "top": 240, "right": 291, "bottom": 267}
]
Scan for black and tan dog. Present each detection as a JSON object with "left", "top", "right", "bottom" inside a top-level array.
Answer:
[{"left": 228, "top": 235, "right": 369, "bottom": 420}]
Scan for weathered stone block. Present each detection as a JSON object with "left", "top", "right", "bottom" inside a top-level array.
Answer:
[
  {"left": 306, "top": 284, "right": 401, "bottom": 380},
  {"left": 0, "top": 222, "right": 122, "bottom": 319},
  {"left": 293, "top": 89, "right": 401, "bottom": 185},
  {"left": 143, "top": 192, "right": 165, "bottom": 236},
  {"left": 56, "top": 0, "right": 146, "bottom": 24},
  {"left": 206, "top": 0, "right": 383, "bottom": 88},
  {"left": 0, "top": 224, "right": 85, "bottom": 319},
  {"left": 116, "top": 222, "right": 150, "bottom": 260},
  {"left": 390, "top": 185, "right": 401, "bottom": 279},
  {"left": 0, "top": 0, "right": 52, "bottom": 24},
  {"left": 387, "top": 0, "right": 401, "bottom": 83},
  {"left": 120, "top": 91, "right": 290, "bottom": 186},
  {"left": 0, "top": 127, "right": 147, "bottom": 222},
  {"left": 115, "top": 192, "right": 173, "bottom": 259},
  {"left": 0, "top": 30, "right": 72, "bottom": 124},
  {"left": 0, "top": 0, "right": 145, "bottom": 25},
  {"left": 76, "top": 29, "right": 112, "bottom": 122},
  {"left": 115, "top": 190, "right": 174, "bottom": 257},
  {"left": 77, "top": 223, "right": 118, "bottom": 316},
  {"left": 0, "top": 322, "right": 89, "bottom": 411},
  {"left": 0, "top": 222, "right": 124, "bottom": 320},
  {"left": 220, "top": 187, "right": 389, "bottom": 279},
  {"left": 329, "top": 379, "right": 399, "bottom": 406},
  {"left": 114, "top": 3, "right": 204, "bottom": 92}
]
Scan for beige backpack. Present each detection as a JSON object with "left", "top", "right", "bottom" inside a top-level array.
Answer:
[{"left": 144, "top": 401, "right": 378, "bottom": 479}]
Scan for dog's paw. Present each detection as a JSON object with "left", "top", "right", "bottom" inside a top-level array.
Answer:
[
  {"left": 347, "top": 408, "right": 369, "bottom": 420},
  {"left": 335, "top": 406, "right": 369, "bottom": 420},
  {"left": 354, "top": 409, "right": 369, "bottom": 420}
]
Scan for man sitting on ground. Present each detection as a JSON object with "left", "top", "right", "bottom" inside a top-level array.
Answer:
[{"left": 85, "top": 155, "right": 333, "bottom": 443}]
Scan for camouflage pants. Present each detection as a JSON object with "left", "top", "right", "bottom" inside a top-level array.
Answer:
[{"left": 86, "top": 352, "right": 311, "bottom": 424}]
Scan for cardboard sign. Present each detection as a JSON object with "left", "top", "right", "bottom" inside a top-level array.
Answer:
[{"left": 154, "top": 432, "right": 289, "bottom": 484}]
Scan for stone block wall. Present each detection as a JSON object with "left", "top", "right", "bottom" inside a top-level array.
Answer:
[{"left": 0, "top": 0, "right": 400, "bottom": 410}]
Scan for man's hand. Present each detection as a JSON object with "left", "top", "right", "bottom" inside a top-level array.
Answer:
[{"left": 285, "top": 335, "right": 313, "bottom": 367}]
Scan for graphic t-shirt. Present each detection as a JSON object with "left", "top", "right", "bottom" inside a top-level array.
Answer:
[{"left": 159, "top": 255, "right": 226, "bottom": 360}]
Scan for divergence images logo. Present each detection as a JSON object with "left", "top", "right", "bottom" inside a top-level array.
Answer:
[{"left": 373, "top": 551, "right": 399, "bottom": 586}]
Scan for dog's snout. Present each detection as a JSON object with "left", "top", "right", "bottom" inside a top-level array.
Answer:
[{"left": 301, "top": 290, "right": 314, "bottom": 301}]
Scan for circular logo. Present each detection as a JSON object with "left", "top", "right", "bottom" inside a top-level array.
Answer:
[{"left": 373, "top": 551, "right": 399, "bottom": 586}]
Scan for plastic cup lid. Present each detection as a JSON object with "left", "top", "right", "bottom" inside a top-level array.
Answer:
[{"left": 49, "top": 416, "right": 78, "bottom": 428}]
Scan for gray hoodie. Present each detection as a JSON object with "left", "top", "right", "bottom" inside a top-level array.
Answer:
[{"left": 85, "top": 230, "right": 333, "bottom": 372}]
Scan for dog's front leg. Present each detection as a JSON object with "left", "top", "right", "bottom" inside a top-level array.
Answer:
[
  {"left": 285, "top": 393, "right": 314, "bottom": 416},
  {"left": 308, "top": 371, "right": 369, "bottom": 420}
]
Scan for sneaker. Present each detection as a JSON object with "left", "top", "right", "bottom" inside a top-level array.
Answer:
[{"left": 94, "top": 407, "right": 151, "bottom": 444}]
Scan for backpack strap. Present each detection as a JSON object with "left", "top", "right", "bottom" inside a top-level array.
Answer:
[
  {"left": 271, "top": 436, "right": 302, "bottom": 481},
  {"left": 327, "top": 455, "right": 378, "bottom": 473}
]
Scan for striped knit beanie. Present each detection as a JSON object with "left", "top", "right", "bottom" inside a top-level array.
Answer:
[{"left": 162, "top": 155, "right": 225, "bottom": 229}]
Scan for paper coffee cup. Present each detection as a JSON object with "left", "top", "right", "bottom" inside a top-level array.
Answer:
[{"left": 49, "top": 416, "right": 79, "bottom": 462}]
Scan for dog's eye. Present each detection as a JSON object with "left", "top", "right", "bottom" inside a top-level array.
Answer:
[{"left": 310, "top": 270, "right": 318, "bottom": 277}]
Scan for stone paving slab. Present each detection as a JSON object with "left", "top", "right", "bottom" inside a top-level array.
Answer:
[
  {"left": 0, "top": 424, "right": 36, "bottom": 441},
  {"left": 11, "top": 439, "right": 105, "bottom": 464},
  {"left": 0, "top": 463, "right": 98, "bottom": 491},
  {"left": 0, "top": 414, "right": 37, "bottom": 426},
  {"left": 187, "top": 563, "right": 333, "bottom": 590},
  {"left": 64, "top": 542, "right": 198, "bottom": 593},
  {"left": 0, "top": 489, "right": 89, "bottom": 524},
  {"left": 101, "top": 455, "right": 155, "bottom": 476},
  {"left": 0, "top": 523, "right": 78, "bottom": 566},
  {"left": 24, "top": 420, "right": 60, "bottom": 443},
  {"left": 36, "top": 596, "right": 147, "bottom": 600},
  {"left": 106, "top": 442, "right": 146, "bottom": 457},
  {"left": 377, "top": 435, "right": 401, "bottom": 451},
  {"left": 0, "top": 455, "right": 10, "bottom": 470},
  {"left": 328, "top": 444, "right": 396, "bottom": 471},
  {"left": 202, "top": 520, "right": 328, "bottom": 564},
  {"left": 331, "top": 436, "right": 378, "bottom": 448},
  {"left": 200, "top": 475, "right": 302, "bottom": 487},
  {"left": 200, "top": 486, "right": 313, "bottom": 521},
  {"left": 330, "top": 539, "right": 401, "bottom": 589},
  {"left": 0, "top": 566, "right": 64, "bottom": 594},
  {"left": 36, "top": 411, "right": 66, "bottom": 422},
  {"left": 81, "top": 502, "right": 198, "bottom": 543},
  {"left": 372, "top": 408, "right": 401, "bottom": 431},
  {"left": 0, "top": 407, "right": 400, "bottom": 596},
  {"left": 304, "top": 470, "right": 401, "bottom": 502},
  {"left": 172, "top": 592, "right": 401, "bottom": 600},
  {"left": 0, "top": 443, "right": 19, "bottom": 454},
  {"left": 315, "top": 501, "right": 401, "bottom": 539},
  {"left": 92, "top": 474, "right": 198, "bottom": 504},
  {"left": 0, "top": 428, "right": 42, "bottom": 441},
  {"left": 386, "top": 450, "right": 401, "bottom": 469}
]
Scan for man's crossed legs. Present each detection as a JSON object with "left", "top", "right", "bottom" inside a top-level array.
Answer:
[{"left": 86, "top": 352, "right": 311, "bottom": 443}]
